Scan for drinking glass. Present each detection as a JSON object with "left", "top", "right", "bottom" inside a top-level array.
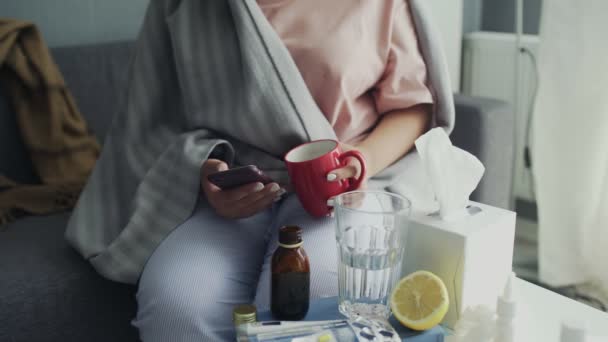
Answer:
[{"left": 334, "top": 190, "right": 411, "bottom": 320}]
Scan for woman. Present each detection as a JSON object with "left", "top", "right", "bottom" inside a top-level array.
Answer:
[
  {"left": 132, "top": 0, "right": 432, "bottom": 340},
  {"left": 68, "top": 0, "right": 436, "bottom": 341}
]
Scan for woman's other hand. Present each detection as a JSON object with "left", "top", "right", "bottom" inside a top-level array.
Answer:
[
  {"left": 326, "top": 105, "right": 430, "bottom": 189},
  {"left": 326, "top": 143, "right": 369, "bottom": 190},
  {"left": 201, "top": 159, "right": 285, "bottom": 219}
]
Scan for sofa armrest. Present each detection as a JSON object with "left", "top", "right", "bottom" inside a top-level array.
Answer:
[{"left": 451, "top": 94, "right": 515, "bottom": 209}]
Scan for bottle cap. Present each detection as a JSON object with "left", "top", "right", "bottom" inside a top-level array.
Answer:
[
  {"left": 497, "top": 272, "right": 518, "bottom": 318},
  {"left": 278, "top": 226, "right": 303, "bottom": 247},
  {"left": 233, "top": 304, "right": 257, "bottom": 325}
]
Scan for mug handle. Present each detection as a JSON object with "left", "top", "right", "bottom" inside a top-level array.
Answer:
[{"left": 338, "top": 150, "right": 367, "bottom": 191}]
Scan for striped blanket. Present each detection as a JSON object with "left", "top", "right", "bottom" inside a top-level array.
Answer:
[{"left": 65, "top": 0, "right": 454, "bottom": 284}]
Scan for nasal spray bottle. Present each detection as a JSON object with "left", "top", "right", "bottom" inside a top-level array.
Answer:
[{"left": 494, "top": 272, "right": 518, "bottom": 342}]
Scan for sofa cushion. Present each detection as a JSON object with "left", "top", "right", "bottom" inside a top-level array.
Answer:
[
  {"left": 0, "top": 41, "right": 134, "bottom": 184},
  {"left": 52, "top": 41, "right": 135, "bottom": 143},
  {"left": 0, "top": 213, "right": 139, "bottom": 342}
]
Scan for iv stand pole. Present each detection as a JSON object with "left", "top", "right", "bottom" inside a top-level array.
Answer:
[{"left": 510, "top": 0, "right": 524, "bottom": 209}]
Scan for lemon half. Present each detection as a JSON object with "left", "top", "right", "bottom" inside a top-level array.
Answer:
[{"left": 390, "top": 270, "right": 449, "bottom": 331}]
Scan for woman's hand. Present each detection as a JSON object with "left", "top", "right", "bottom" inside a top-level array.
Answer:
[
  {"left": 327, "top": 105, "right": 431, "bottom": 189},
  {"left": 201, "top": 159, "right": 285, "bottom": 219},
  {"left": 326, "top": 143, "right": 370, "bottom": 190}
]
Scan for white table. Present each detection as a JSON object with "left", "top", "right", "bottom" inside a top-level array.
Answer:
[{"left": 514, "top": 278, "right": 608, "bottom": 341}]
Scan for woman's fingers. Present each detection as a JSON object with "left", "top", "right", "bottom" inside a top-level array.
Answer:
[
  {"left": 326, "top": 158, "right": 368, "bottom": 190},
  {"left": 215, "top": 182, "right": 284, "bottom": 218},
  {"left": 218, "top": 184, "right": 283, "bottom": 218},
  {"left": 327, "top": 156, "right": 367, "bottom": 190},
  {"left": 327, "top": 164, "right": 357, "bottom": 182},
  {"left": 220, "top": 182, "right": 266, "bottom": 202},
  {"left": 237, "top": 183, "right": 284, "bottom": 208},
  {"left": 328, "top": 156, "right": 362, "bottom": 182},
  {"left": 237, "top": 190, "right": 281, "bottom": 217}
]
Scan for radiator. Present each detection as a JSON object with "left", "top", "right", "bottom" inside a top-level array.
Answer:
[{"left": 462, "top": 31, "right": 540, "bottom": 202}]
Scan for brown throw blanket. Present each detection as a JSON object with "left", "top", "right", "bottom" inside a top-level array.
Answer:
[{"left": 0, "top": 19, "right": 100, "bottom": 225}]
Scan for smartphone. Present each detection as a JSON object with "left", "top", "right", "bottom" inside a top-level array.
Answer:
[{"left": 207, "top": 165, "right": 274, "bottom": 190}]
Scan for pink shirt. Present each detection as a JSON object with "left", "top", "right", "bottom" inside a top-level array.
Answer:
[{"left": 257, "top": 0, "right": 433, "bottom": 143}]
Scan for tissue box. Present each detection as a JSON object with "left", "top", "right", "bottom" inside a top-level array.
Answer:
[{"left": 401, "top": 201, "right": 516, "bottom": 329}]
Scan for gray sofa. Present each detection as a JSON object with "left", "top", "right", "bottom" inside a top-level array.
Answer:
[{"left": 0, "top": 41, "right": 514, "bottom": 342}]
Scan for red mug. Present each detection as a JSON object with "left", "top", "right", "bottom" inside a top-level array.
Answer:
[{"left": 285, "top": 139, "right": 367, "bottom": 217}]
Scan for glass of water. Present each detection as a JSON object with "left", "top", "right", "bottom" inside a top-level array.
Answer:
[{"left": 334, "top": 190, "right": 411, "bottom": 320}]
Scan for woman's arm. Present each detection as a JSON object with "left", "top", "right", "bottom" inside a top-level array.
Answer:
[
  {"left": 358, "top": 103, "right": 431, "bottom": 176},
  {"left": 329, "top": 103, "right": 431, "bottom": 183}
]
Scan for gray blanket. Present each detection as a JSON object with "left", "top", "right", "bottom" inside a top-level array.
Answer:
[{"left": 65, "top": 0, "right": 454, "bottom": 284}]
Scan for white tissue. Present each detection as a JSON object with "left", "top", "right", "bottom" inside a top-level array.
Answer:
[{"left": 415, "top": 128, "right": 485, "bottom": 221}]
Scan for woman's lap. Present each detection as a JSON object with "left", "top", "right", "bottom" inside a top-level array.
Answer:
[
  {"left": 133, "top": 201, "right": 275, "bottom": 341},
  {"left": 134, "top": 195, "right": 339, "bottom": 341}
]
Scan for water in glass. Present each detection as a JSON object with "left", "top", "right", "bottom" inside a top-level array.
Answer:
[{"left": 334, "top": 191, "right": 411, "bottom": 320}]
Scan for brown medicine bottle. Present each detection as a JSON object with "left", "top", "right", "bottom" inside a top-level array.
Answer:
[{"left": 271, "top": 226, "right": 310, "bottom": 320}]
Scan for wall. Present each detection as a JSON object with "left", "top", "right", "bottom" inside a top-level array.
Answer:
[
  {"left": 462, "top": 32, "right": 540, "bottom": 202},
  {"left": 463, "top": 0, "right": 483, "bottom": 33},
  {"left": 425, "top": 0, "right": 464, "bottom": 91},
  {"left": 461, "top": 0, "right": 543, "bottom": 204},
  {"left": 0, "top": 0, "right": 149, "bottom": 47},
  {"left": 462, "top": 0, "right": 543, "bottom": 34},
  {"left": 482, "top": 0, "right": 542, "bottom": 34}
]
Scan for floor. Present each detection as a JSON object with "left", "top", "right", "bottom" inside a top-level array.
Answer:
[{"left": 513, "top": 216, "right": 608, "bottom": 312}]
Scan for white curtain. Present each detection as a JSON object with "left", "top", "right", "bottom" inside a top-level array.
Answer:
[{"left": 532, "top": 0, "right": 608, "bottom": 289}]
